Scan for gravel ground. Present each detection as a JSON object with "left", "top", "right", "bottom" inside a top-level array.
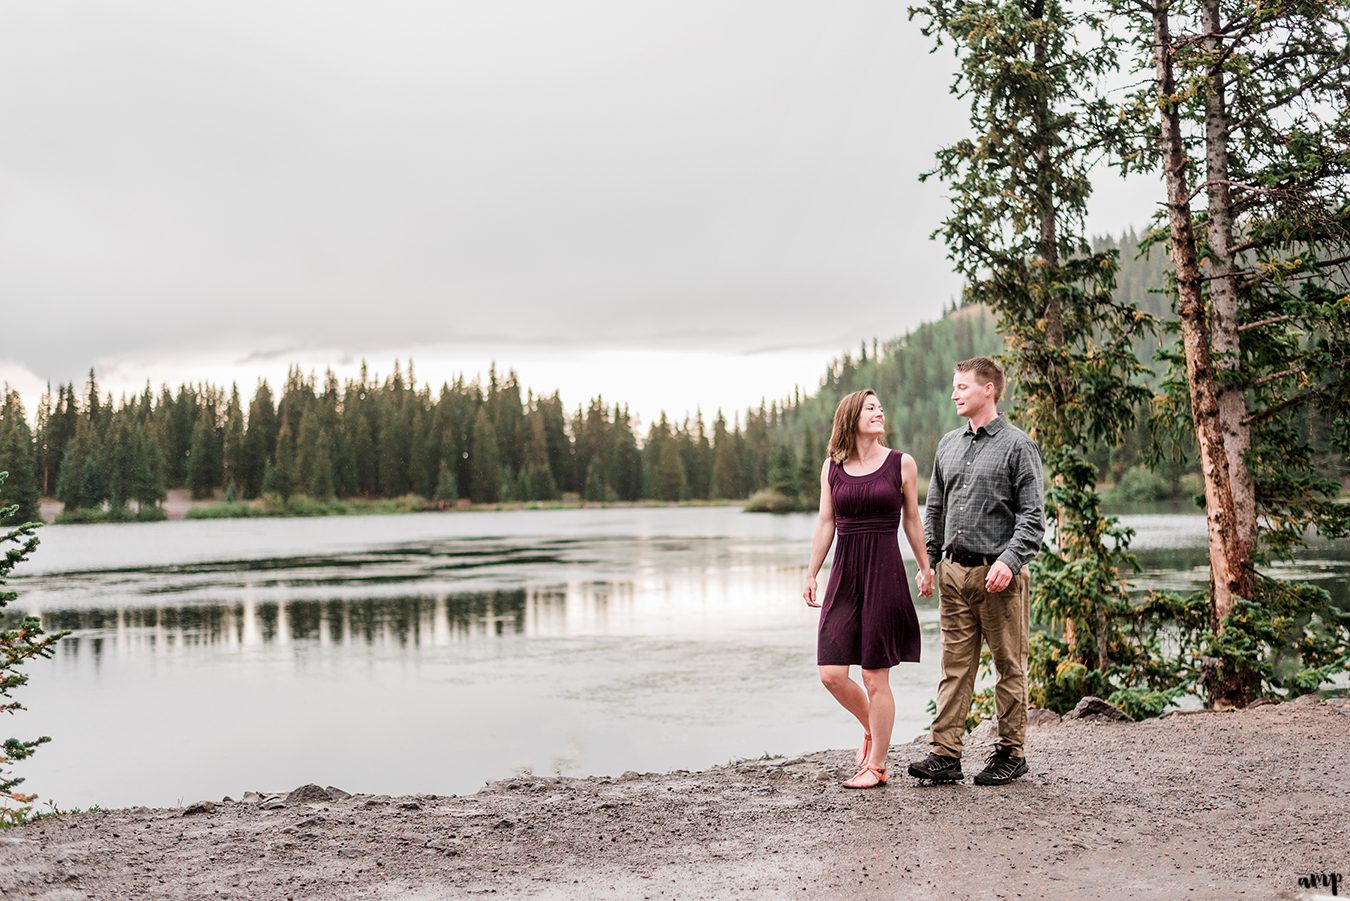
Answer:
[{"left": 1, "top": 696, "right": 1346, "bottom": 900}]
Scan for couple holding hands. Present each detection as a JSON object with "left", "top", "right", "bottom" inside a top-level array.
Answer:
[{"left": 802, "top": 356, "right": 1045, "bottom": 789}]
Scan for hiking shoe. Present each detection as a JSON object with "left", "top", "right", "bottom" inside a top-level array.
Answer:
[
  {"left": 973, "top": 747, "right": 1028, "bottom": 786},
  {"left": 906, "top": 753, "right": 964, "bottom": 783}
]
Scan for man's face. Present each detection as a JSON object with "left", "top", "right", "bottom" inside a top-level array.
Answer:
[{"left": 951, "top": 370, "right": 993, "bottom": 419}]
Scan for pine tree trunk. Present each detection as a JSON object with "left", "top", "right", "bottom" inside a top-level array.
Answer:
[
  {"left": 1201, "top": 0, "right": 1259, "bottom": 591},
  {"left": 1151, "top": 3, "right": 1248, "bottom": 680}
]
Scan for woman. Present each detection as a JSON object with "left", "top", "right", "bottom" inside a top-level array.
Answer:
[{"left": 803, "top": 388, "right": 932, "bottom": 788}]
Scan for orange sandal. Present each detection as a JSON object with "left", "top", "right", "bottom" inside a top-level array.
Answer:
[
  {"left": 855, "top": 733, "right": 872, "bottom": 769},
  {"left": 843, "top": 765, "right": 888, "bottom": 789}
]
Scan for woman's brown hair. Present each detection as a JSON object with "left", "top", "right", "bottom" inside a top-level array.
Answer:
[{"left": 828, "top": 389, "right": 882, "bottom": 464}]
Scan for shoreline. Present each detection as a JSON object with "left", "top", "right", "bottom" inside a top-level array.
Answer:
[
  {"left": 2, "top": 698, "right": 1346, "bottom": 899},
  {"left": 36, "top": 489, "right": 745, "bottom": 526}
]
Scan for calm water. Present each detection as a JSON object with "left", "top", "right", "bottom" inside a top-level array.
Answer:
[{"left": 6, "top": 507, "right": 1349, "bottom": 809}]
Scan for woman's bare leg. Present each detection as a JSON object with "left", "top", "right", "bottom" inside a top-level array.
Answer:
[
  {"left": 819, "top": 665, "right": 870, "bottom": 731},
  {"left": 842, "top": 667, "right": 894, "bottom": 787},
  {"left": 861, "top": 667, "right": 894, "bottom": 768}
]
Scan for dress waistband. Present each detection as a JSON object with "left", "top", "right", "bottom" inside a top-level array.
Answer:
[{"left": 836, "top": 515, "right": 901, "bottom": 536}]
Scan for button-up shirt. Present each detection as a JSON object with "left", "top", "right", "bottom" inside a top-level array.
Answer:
[{"left": 924, "top": 413, "right": 1045, "bottom": 574}]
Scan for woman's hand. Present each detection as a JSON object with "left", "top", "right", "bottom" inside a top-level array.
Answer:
[{"left": 803, "top": 575, "right": 820, "bottom": 607}]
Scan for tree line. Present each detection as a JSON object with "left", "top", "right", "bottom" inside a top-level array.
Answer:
[{"left": 0, "top": 362, "right": 800, "bottom": 522}]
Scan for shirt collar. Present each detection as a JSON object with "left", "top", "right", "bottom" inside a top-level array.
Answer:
[{"left": 965, "top": 413, "right": 1007, "bottom": 438}]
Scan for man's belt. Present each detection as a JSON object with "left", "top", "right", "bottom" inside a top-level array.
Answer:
[{"left": 945, "top": 548, "right": 997, "bottom": 567}]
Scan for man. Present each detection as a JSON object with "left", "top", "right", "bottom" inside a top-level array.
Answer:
[{"left": 908, "top": 356, "right": 1045, "bottom": 786}]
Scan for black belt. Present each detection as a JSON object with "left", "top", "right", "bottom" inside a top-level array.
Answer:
[{"left": 945, "top": 549, "right": 997, "bottom": 567}]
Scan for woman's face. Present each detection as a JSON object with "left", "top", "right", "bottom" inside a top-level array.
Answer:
[{"left": 855, "top": 395, "right": 885, "bottom": 438}]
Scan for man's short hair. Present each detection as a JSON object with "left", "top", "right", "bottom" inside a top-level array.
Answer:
[{"left": 955, "top": 356, "right": 1005, "bottom": 401}]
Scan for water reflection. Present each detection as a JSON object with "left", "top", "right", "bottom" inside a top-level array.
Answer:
[{"left": 39, "top": 591, "right": 546, "bottom": 660}]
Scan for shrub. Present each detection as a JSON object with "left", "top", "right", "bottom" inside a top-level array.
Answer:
[
  {"left": 0, "top": 472, "right": 65, "bottom": 824},
  {"left": 1107, "top": 465, "right": 1171, "bottom": 503},
  {"left": 743, "top": 489, "right": 802, "bottom": 514}
]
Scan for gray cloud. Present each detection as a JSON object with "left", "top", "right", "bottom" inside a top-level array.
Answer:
[{"left": 1, "top": 1, "right": 1144, "bottom": 388}]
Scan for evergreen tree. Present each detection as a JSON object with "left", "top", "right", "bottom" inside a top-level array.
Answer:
[
  {"left": 186, "top": 407, "right": 217, "bottom": 499},
  {"left": 132, "top": 425, "right": 167, "bottom": 511},
  {"left": 683, "top": 412, "right": 714, "bottom": 500},
  {"left": 608, "top": 407, "right": 643, "bottom": 502},
  {"left": 77, "top": 455, "right": 105, "bottom": 511},
  {"left": 538, "top": 393, "right": 573, "bottom": 493},
  {"left": 222, "top": 385, "right": 246, "bottom": 496},
  {"left": 242, "top": 382, "right": 277, "bottom": 499},
  {"left": 767, "top": 443, "right": 797, "bottom": 498},
  {"left": 914, "top": 0, "right": 1152, "bottom": 709},
  {"left": 487, "top": 367, "right": 527, "bottom": 479},
  {"left": 574, "top": 398, "right": 610, "bottom": 496},
  {"left": 467, "top": 407, "right": 501, "bottom": 503},
  {"left": 711, "top": 412, "right": 741, "bottom": 499},
  {"left": 163, "top": 384, "right": 199, "bottom": 485},
  {"left": 307, "top": 432, "right": 336, "bottom": 500},
  {"left": 521, "top": 411, "right": 560, "bottom": 500},
  {"left": 294, "top": 406, "right": 327, "bottom": 497},
  {"left": 0, "top": 471, "right": 64, "bottom": 817},
  {"left": 0, "top": 391, "right": 40, "bottom": 524},
  {"left": 104, "top": 415, "right": 137, "bottom": 511},
  {"left": 582, "top": 457, "right": 612, "bottom": 502},
  {"left": 263, "top": 420, "right": 296, "bottom": 499},
  {"left": 56, "top": 422, "right": 103, "bottom": 512},
  {"left": 433, "top": 460, "right": 459, "bottom": 505},
  {"left": 798, "top": 436, "right": 821, "bottom": 507},
  {"left": 409, "top": 403, "right": 437, "bottom": 498},
  {"left": 377, "top": 369, "right": 413, "bottom": 497},
  {"left": 653, "top": 434, "right": 687, "bottom": 501},
  {"left": 742, "top": 404, "right": 770, "bottom": 492}
]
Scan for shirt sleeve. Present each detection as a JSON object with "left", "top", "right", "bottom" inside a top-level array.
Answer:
[
  {"left": 924, "top": 443, "right": 946, "bottom": 566},
  {"left": 997, "top": 437, "right": 1046, "bottom": 575}
]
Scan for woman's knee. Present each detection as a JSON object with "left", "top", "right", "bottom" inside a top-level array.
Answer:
[
  {"left": 819, "top": 666, "right": 851, "bottom": 691},
  {"left": 861, "top": 667, "right": 891, "bottom": 693}
]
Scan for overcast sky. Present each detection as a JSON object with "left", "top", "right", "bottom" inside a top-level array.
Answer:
[{"left": 1, "top": 1, "right": 1149, "bottom": 426}]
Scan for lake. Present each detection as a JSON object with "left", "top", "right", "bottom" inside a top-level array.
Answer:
[{"left": 6, "top": 507, "right": 1348, "bottom": 809}]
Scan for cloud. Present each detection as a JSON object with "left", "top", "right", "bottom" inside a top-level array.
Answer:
[{"left": 0, "top": 0, "right": 1146, "bottom": 398}]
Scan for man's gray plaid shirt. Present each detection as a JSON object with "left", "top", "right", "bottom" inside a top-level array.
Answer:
[{"left": 924, "top": 414, "right": 1046, "bottom": 574}]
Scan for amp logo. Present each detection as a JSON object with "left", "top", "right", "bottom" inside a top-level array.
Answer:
[{"left": 1299, "top": 872, "right": 1343, "bottom": 896}]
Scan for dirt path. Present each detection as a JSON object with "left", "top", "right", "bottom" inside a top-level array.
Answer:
[{"left": 1, "top": 697, "right": 1346, "bottom": 900}]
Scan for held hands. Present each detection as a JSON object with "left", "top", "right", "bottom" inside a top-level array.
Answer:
[
  {"left": 985, "top": 561, "right": 1015, "bottom": 593},
  {"left": 915, "top": 566, "right": 935, "bottom": 597},
  {"left": 803, "top": 575, "right": 820, "bottom": 608}
]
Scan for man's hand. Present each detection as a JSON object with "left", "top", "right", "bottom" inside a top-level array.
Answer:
[
  {"left": 803, "top": 575, "right": 820, "bottom": 607},
  {"left": 916, "top": 566, "right": 935, "bottom": 597},
  {"left": 985, "top": 561, "right": 1015, "bottom": 593}
]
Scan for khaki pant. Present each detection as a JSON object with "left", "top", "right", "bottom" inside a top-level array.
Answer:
[{"left": 930, "top": 560, "right": 1030, "bottom": 759}]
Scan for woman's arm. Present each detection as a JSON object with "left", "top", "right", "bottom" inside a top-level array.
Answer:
[
  {"left": 900, "top": 453, "right": 935, "bottom": 596},
  {"left": 802, "top": 459, "right": 835, "bottom": 607}
]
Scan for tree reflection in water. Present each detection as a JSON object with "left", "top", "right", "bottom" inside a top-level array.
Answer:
[{"left": 27, "top": 590, "right": 575, "bottom": 663}]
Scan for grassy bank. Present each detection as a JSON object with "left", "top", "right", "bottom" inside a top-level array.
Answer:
[
  {"left": 55, "top": 506, "right": 168, "bottom": 525},
  {"left": 186, "top": 493, "right": 742, "bottom": 520}
]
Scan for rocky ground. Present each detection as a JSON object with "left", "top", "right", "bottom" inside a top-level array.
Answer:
[{"left": 1, "top": 696, "right": 1347, "bottom": 900}]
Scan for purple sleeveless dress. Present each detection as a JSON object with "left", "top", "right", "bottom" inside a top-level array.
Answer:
[{"left": 817, "top": 449, "right": 922, "bottom": 668}]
